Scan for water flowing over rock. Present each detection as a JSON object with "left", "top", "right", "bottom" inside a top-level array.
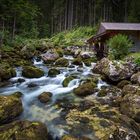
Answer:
[
  {"left": 0, "top": 93, "right": 23, "bottom": 124},
  {"left": 41, "top": 50, "right": 59, "bottom": 64},
  {"left": 0, "top": 120, "right": 48, "bottom": 140},
  {"left": 93, "top": 58, "right": 136, "bottom": 83}
]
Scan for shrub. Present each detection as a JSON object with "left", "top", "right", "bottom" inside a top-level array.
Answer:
[
  {"left": 135, "top": 57, "right": 140, "bottom": 66},
  {"left": 107, "top": 34, "right": 133, "bottom": 60}
]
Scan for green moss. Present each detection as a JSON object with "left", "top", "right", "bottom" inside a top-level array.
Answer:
[
  {"left": 22, "top": 66, "right": 44, "bottom": 78},
  {"left": 48, "top": 68, "right": 60, "bottom": 77},
  {"left": 62, "top": 76, "right": 75, "bottom": 87},
  {"left": 74, "top": 82, "right": 96, "bottom": 97},
  {"left": 55, "top": 58, "right": 69, "bottom": 67}
]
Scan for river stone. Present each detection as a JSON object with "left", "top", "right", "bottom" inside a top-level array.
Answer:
[
  {"left": 0, "top": 94, "right": 23, "bottom": 124},
  {"left": 73, "top": 82, "right": 96, "bottom": 97},
  {"left": 72, "top": 58, "right": 83, "bottom": 66},
  {"left": 93, "top": 58, "right": 136, "bottom": 83},
  {"left": 0, "top": 120, "right": 48, "bottom": 140},
  {"left": 22, "top": 66, "right": 44, "bottom": 78},
  {"left": 117, "top": 80, "right": 131, "bottom": 89},
  {"left": 62, "top": 76, "right": 75, "bottom": 87},
  {"left": 41, "top": 50, "right": 59, "bottom": 64},
  {"left": 120, "top": 91, "right": 140, "bottom": 123},
  {"left": 122, "top": 84, "right": 139, "bottom": 96},
  {"left": 38, "top": 92, "right": 52, "bottom": 103},
  {"left": 131, "top": 72, "right": 140, "bottom": 85},
  {"left": 48, "top": 68, "right": 60, "bottom": 77},
  {"left": 0, "top": 64, "right": 16, "bottom": 81},
  {"left": 61, "top": 135, "right": 78, "bottom": 140},
  {"left": 55, "top": 58, "right": 69, "bottom": 67}
]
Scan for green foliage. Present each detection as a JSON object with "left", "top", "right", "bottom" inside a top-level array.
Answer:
[
  {"left": 107, "top": 34, "right": 133, "bottom": 60},
  {"left": 51, "top": 26, "right": 97, "bottom": 47},
  {"left": 135, "top": 57, "right": 140, "bottom": 66}
]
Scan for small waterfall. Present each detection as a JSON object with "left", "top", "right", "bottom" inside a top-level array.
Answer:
[{"left": 97, "top": 79, "right": 109, "bottom": 89}]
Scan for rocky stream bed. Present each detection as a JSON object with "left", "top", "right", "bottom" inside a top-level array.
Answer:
[{"left": 0, "top": 48, "right": 140, "bottom": 140}]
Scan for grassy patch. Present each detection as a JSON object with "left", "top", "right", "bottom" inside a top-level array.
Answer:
[{"left": 50, "top": 26, "right": 97, "bottom": 47}]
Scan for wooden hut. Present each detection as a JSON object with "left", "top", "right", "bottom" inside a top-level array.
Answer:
[{"left": 87, "top": 22, "right": 140, "bottom": 59}]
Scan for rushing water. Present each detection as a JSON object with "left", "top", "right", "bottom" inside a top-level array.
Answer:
[{"left": 0, "top": 55, "right": 108, "bottom": 139}]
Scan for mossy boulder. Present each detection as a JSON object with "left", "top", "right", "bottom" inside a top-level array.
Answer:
[
  {"left": 72, "top": 58, "right": 83, "bottom": 66},
  {"left": 0, "top": 64, "right": 16, "bottom": 81},
  {"left": 120, "top": 90, "right": 140, "bottom": 123},
  {"left": 55, "top": 58, "right": 69, "bottom": 67},
  {"left": 131, "top": 72, "right": 140, "bottom": 85},
  {"left": 0, "top": 120, "right": 48, "bottom": 140},
  {"left": 98, "top": 89, "right": 107, "bottom": 97},
  {"left": 0, "top": 93, "right": 23, "bottom": 124},
  {"left": 122, "top": 84, "right": 138, "bottom": 96},
  {"left": 117, "top": 80, "right": 131, "bottom": 89},
  {"left": 61, "top": 135, "right": 78, "bottom": 140},
  {"left": 73, "top": 82, "right": 96, "bottom": 97},
  {"left": 62, "top": 76, "right": 75, "bottom": 87},
  {"left": 48, "top": 68, "right": 60, "bottom": 77},
  {"left": 38, "top": 92, "right": 52, "bottom": 103},
  {"left": 22, "top": 66, "right": 44, "bottom": 78}
]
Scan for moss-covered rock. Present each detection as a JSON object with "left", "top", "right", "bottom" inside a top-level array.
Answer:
[
  {"left": 0, "top": 120, "right": 48, "bottom": 140},
  {"left": 131, "top": 72, "right": 140, "bottom": 85},
  {"left": 120, "top": 91, "right": 140, "bottom": 123},
  {"left": 73, "top": 82, "right": 96, "bottom": 97},
  {"left": 38, "top": 92, "right": 52, "bottom": 103},
  {"left": 22, "top": 66, "right": 44, "bottom": 78},
  {"left": 0, "top": 94, "right": 23, "bottom": 124},
  {"left": 61, "top": 135, "right": 78, "bottom": 140},
  {"left": 0, "top": 64, "right": 16, "bottom": 81},
  {"left": 117, "top": 80, "right": 131, "bottom": 89},
  {"left": 55, "top": 58, "right": 69, "bottom": 67},
  {"left": 62, "top": 76, "right": 75, "bottom": 87},
  {"left": 72, "top": 58, "right": 83, "bottom": 66},
  {"left": 48, "top": 68, "right": 60, "bottom": 77}
]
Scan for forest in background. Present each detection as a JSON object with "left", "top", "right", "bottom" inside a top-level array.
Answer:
[{"left": 0, "top": 0, "right": 140, "bottom": 45}]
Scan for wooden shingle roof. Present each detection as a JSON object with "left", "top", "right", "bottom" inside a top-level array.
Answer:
[{"left": 98, "top": 22, "right": 140, "bottom": 34}]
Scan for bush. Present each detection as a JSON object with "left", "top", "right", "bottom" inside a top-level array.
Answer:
[
  {"left": 135, "top": 57, "right": 140, "bottom": 66},
  {"left": 107, "top": 34, "right": 133, "bottom": 60}
]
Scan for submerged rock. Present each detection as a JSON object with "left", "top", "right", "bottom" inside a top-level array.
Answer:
[
  {"left": 0, "top": 120, "right": 48, "bottom": 140},
  {"left": 38, "top": 92, "right": 52, "bottom": 103},
  {"left": 0, "top": 93, "right": 23, "bottom": 124},
  {"left": 48, "top": 68, "right": 60, "bottom": 77},
  {"left": 55, "top": 58, "right": 69, "bottom": 67},
  {"left": 74, "top": 82, "right": 96, "bottom": 97},
  {"left": 93, "top": 58, "right": 136, "bottom": 83},
  {"left": 22, "top": 66, "right": 44, "bottom": 78}
]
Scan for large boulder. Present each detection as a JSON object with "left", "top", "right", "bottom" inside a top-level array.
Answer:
[
  {"left": 22, "top": 66, "right": 44, "bottom": 78},
  {"left": 48, "top": 68, "right": 60, "bottom": 77},
  {"left": 120, "top": 86, "right": 140, "bottom": 123},
  {"left": 93, "top": 58, "right": 136, "bottom": 83},
  {"left": 55, "top": 58, "right": 69, "bottom": 67},
  {"left": 0, "top": 93, "right": 23, "bottom": 124},
  {"left": 0, "top": 120, "right": 48, "bottom": 140},
  {"left": 41, "top": 50, "right": 59, "bottom": 64},
  {"left": 73, "top": 82, "right": 96, "bottom": 97},
  {"left": 131, "top": 72, "right": 140, "bottom": 85},
  {"left": 0, "top": 64, "right": 16, "bottom": 82},
  {"left": 38, "top": 92, "right": 52, "bottom": 103}
]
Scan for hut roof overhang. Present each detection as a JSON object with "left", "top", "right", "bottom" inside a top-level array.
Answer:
[{"left": 87, "top": 22, "right": 140, "bottom": 44}]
